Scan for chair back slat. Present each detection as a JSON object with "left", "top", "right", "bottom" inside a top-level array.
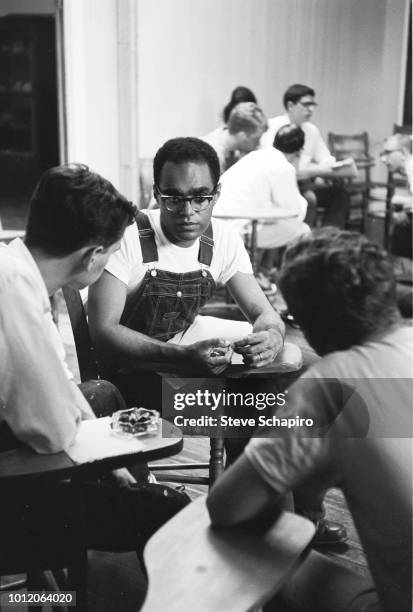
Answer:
[{"left": 62, "top": 287, "right": 99, "bottom": 382}]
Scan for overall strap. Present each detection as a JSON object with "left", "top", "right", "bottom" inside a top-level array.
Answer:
[
  {"left": 135, "top": 211, "right": 158, "bottom": 263},
  {"left": 198, "top": 223, "right": 214, "bottom": 266}
]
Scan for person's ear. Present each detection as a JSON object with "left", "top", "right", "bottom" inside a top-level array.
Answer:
[
  {"left": 82, "top": 245, "right": 104, "bottom": 271},
  {"left": 211, "top": 183, "right": 221, "bottom": 209}
]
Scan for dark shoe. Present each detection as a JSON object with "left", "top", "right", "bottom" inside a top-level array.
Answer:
[{"left": 312, "top": 519, "right": 348, "bottom": 548}]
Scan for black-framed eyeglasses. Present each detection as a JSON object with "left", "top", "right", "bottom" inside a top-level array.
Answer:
[{"left": 154, "top": 185, "right": 218, "bottom": 212}]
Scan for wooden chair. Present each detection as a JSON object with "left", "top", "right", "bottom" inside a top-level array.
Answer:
[
  {"left": 141, "top": 496, "right": 315, "bottom": 612},
  {"left": 328, "top": 131, "right": 376, "bottom": 232},
  {"left": 62, "top": 286, "right": 225, "bottom": 488}
]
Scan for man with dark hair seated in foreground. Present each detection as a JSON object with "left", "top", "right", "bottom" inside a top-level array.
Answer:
[
  {"left": 208, "top": 228, "right": 412, "bottom": 612},
  {"left": 0, "top": 164, "right": 188, "bottom": 564}
]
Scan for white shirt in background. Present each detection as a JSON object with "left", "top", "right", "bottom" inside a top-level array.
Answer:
[
  {"left": 261, "top": 114, "right": 336, "bottom": 172},
  {"left": 214, "top": 148, "right": 309, "bottom": 249}
]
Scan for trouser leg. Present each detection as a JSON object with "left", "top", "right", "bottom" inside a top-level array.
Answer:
[
  {"left": 314, "top": 185, "right": 351, "bottom": 228},
  {"left": 391, "top": 211, "right": 412, "bottom": 259},
  {"left": 1, "top": 481, "right": 189, "bottom": 562},
  {"left": 301, "top": 189, "right": 318, "bottom": 227}
]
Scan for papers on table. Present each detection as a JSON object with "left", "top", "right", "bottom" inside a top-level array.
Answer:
[{"left": 66, "top": 417, "right": 144, "bottom": 464}]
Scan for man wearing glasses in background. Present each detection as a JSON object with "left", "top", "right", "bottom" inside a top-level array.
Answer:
[
  {"left": 88, "top": 137, "right": 291, "bottom": 407},
  {"left": 261, "top": 83, "right": 351, "bottom": 228}
]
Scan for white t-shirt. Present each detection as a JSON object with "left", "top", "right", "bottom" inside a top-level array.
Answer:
[
  {"left": 260, "top": 114, "right": 336, "bottom": 171},
  {"left": 0, "top": 239, "right": 83, "bottom": 453},
  {"left": 213, "top": 148, "right": 309, "bottom": 249},
  {"left": 246, "top": 325, "right": 413, "bottom": 612},
  {"left": 105, "top": 209, "right": 253, "bottom": 293},
  {"left": 216, "top": 148, "right": 307, "bottom": 218}
]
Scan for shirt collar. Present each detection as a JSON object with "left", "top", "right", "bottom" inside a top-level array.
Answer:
[{"left": 7, "top": 238, "right": 51, "bottom": 307}]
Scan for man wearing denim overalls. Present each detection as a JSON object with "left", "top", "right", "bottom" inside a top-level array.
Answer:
[
  {"left": 88, "top": 137, "right": 288, "bottom": 398},
  {"left": 88, "top": 138, "right": 346, "bottom": 547}
]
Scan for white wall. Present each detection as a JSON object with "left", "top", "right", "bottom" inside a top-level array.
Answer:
[
  {"left": 63, "top": 0, "right": 121, "bottom": 188},
  {"left": 0, "top": 0, "right": 54, "bottom": 16},
  {"left": 137, "top": 0, "right": 410, "bottom": 171}
]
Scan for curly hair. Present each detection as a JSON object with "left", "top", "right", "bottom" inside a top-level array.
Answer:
[
  {"left": 25, "top": 164, "right": 136, "bottom": 256},
  {"left": 153, "top": 137, "right": 220, "bottom": 188},
  {"left": 279, "top": 228, "right": 399, "bottom": 355}
]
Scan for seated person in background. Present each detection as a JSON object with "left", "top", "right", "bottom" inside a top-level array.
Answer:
[
  {"left": 222, "top": 85, "right": 258, "bottom": 123},
  {"left": 261, "top": 83, "right": 351, "bottom": 228},
  {"left": 0, "top": 165, "right": 188, "bottom": 563},
  {"left": 203, "top": 101, "right": 268, "bottom": 173},
  {"left": 208, "top": 228, "right": 412, "bottom": 612},
  {"left": 206, "top": 85, "right": 258, "bottom": 143},
  {"left": 215, "top": 124, "right": 309, "bottom": 279},
  {"left": 88, "top": 137, "right": 294, "bottom": 407},
  {"left": 380, "top": 133, "right": 412, "bottom": 259},
  {"left": 380, "top": 132, "right": 412, "bottom": 319}
]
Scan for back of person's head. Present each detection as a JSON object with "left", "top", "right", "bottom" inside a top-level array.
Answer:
[
  {"left": 227, "top": 102, "right": 268, "bottom": 136},
  {"left": 274, "top": 124, "right": 305, "bottom": 153},
  {"left": 222, "top": 86, "right": 257, "bottom": 123},
  {"left": 153, "top": 137, "right": 220, "bottom": 187},
  {"left": 279, "top": 228, "right": 398, "bottom": 355},
  {"left": 25, "top": 164, "right": 136, "bottom": 257},
  {"left": 283, "top": 84, "right": 315, "bottom": 108}
]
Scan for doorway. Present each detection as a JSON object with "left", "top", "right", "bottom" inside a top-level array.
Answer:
[{"left": 0, "top": 1, "right": 59, "bottom": 230}]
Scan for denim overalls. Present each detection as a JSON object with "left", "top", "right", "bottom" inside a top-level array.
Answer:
[{"left": 120, "top": 211, "right": 216, "bottom": 342}]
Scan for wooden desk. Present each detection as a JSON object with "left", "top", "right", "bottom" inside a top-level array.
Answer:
[
  {"left": 0, "top": 418, "right": 183, "bottom": 485},
  {"left": 0, "top": 229, "right": 25, "bottom": 243},
  {"left": 142, "top": 496, "right": 315, "bottom": 612},
  {"left": 214, "top": 208, "right": 298, "bottom": 271},
  {"left": 0, "top": 418, "right": 182, "bottom": 610}
]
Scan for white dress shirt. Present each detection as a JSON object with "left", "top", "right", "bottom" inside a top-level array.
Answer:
[
  {"left": 261, "top": 114, "right": 336, "bottom": 171},
  {"left": 215, "top": 148, "right": 309, "bottom": 248},
  {"left": 0, "top": 239, "right": 89, "bottom": 453}
]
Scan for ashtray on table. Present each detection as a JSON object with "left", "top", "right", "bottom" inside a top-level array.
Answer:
[{"left": 111, "top": 407, "right": 160, "bottom": 437}]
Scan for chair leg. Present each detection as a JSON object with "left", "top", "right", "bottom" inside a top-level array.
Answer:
[{"left": 209, "top": 437, "right": 225, "bottom": 487}]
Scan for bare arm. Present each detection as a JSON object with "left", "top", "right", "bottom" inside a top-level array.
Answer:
[
  {"left": 227, "top": 272, "right": 285, "bottom": 367},
  {"left": 88, "top": 270, "right": 232, "bottom": 372},
  {"left": 207, "top": 454, "right": 282, "bottom": 526}
]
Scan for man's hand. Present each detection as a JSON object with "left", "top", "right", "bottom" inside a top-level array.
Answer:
[
  {"left": 233, "top": 329, "right": 283, "bottom": 368},
  {"left": 188, "top": 338, "right": 233, "bottom": 374}
]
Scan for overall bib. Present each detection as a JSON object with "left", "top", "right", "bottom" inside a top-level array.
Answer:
[{"left": 120, "top": 211, "right": 216, "bottom": 342}]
